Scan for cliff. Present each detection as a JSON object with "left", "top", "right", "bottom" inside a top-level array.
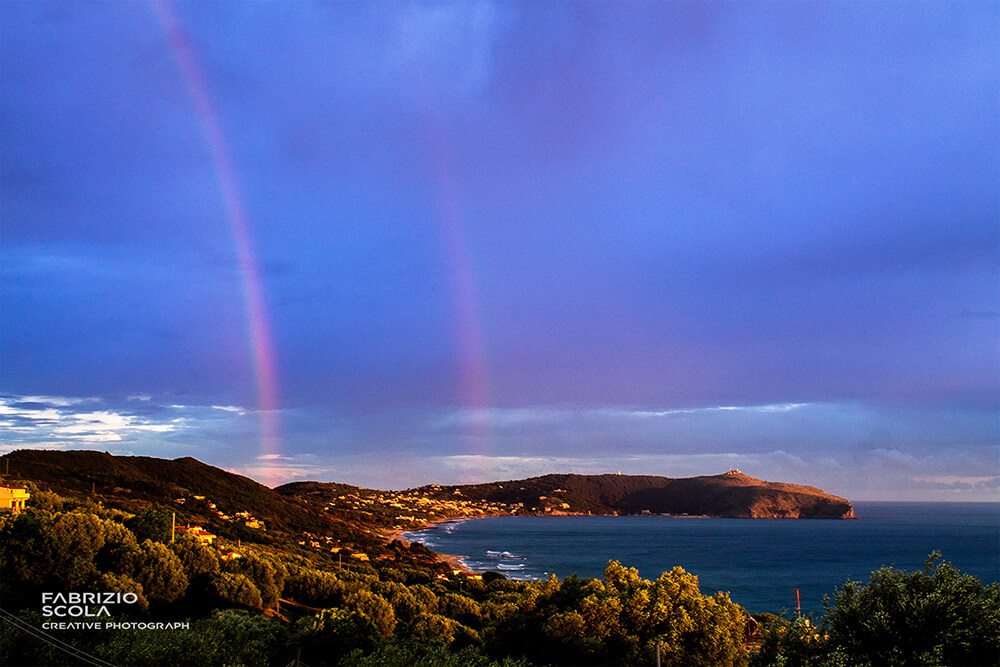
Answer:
[{"left": 414, "top": 470, "right": 855, "bottom": 519}]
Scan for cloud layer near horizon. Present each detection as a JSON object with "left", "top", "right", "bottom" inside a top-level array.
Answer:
[{"left": 1, "top": 393, "right": 996, "bottom": 501}]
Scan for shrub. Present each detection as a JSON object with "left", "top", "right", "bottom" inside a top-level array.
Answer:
[{"left": 823, "top": 553, "right": 1000, "bottom": 667}]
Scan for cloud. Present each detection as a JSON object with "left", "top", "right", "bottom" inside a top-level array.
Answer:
[
  {"left": 0, "top": 394, "right": 256, "bottom": 456},
  {"left": 431, "top": 406, "right": 571, "bottom": 429},
  {"left": 422, "top": 402, "right": 878, "bottom": 458},
  {"left": 231, "top": 453, "right": 350, "bottom": 488},
  {"left": 601, "top": 403, "right": 813, "bottom": 419},
  {"left": 911, "top": 476, "right": 1000, "bottom": 492},
  {"left": 210, "top": 405, "right": 247, "bottom": 415},
  {"left": 3, "top": 392, "right": 996, "bottom": 500}
]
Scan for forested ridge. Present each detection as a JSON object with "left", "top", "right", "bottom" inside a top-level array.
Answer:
[{"left": 1, "top": 450, "right": 996, "bottom": 666}]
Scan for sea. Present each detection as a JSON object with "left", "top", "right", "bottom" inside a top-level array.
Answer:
[{"left": 402, "top": 502, "right": 999, "bottom": 615}]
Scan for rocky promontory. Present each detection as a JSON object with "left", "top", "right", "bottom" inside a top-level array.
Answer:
[{"left": 414, "top": 470, "right": 855, "bottom": 519}]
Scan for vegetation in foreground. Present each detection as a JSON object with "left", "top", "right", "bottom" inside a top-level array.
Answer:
[
  {"left": 749, "top": 553, "right": 1000, "bottom": 667},
  {"left": 0, "top": 462, "right": 996, "bottom": 666},
  {"left": 0, "top": 486, "right": 746, "bottom": 666}
]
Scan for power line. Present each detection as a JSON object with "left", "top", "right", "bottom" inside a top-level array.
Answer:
[
  {"left": 0, "top": 610, "right": 114, "bottom": 667},
  {"left": 0, "top": 608, "right": 117, "bottom": 667},
  {"left": 0, "top": 610, "right": 112, "bottom": 667}
]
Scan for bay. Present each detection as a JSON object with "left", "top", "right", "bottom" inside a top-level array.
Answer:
[{"left": 403, "top": 501, "right": 999, "bottom": 614}]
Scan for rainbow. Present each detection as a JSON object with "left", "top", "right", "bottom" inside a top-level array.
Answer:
[
  {"left": 151, "top": 1, "right": 281, "bottom": 483},
  {"left": 151, "top": 2, "right": 498, "bottom": 484},
  {"left": 423, "top": 121, "right": 494, "bottom": 477}
]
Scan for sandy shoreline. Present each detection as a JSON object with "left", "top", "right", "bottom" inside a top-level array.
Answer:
[{"left": 379, "top": 517, "right": 478, "bottom": 575}]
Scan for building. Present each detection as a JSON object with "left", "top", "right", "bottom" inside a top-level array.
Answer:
[
  {"left": 0, "top": 486, "right": 29, "bottom": 514},
  {"left": 176, "top": 525, "right": 216, "bottom": 545}
]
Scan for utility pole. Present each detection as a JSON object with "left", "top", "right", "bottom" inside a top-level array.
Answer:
[
  {"left": 171, "top": 512, "right": 176, "bottom": 543},
  {"left": 795, "top": 588, "right": 801, "bottom": 618},
  {"left": 656, "top": 641, "right": 661, "bottom": 667}
]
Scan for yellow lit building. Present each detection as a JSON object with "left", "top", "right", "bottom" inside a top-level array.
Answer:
[
  {"left": 0, "top": 486, "right": 30, "bottom": 514},
  {"left": 176, "top": 525, "right": 216, "bottom": 545}
]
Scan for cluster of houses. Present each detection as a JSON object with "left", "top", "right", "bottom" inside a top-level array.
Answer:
[
  {"left": 296, "top": 531, "right": 372, "bottom": 562},
  {"left": 175, "top": 495, "right": 266, "bottom": 530},
  {"left": 1, "top": 482, "right": 490, "bottom": 582},
  {"left": 325, "top": 489, "right": 513, "bottom": 529},
  {"left": 172, "top": 524, "right": 245, "bottom": 561}
]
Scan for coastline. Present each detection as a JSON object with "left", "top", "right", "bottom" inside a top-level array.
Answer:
[
  {"left": 380, "top": 516, "right": 479, "bottom": 575},
  {"left": 378, "top": 508, "right": 856, "bottom": 578},
  {"left": 380, "top": 507, "right": 860, "bottom": 582}
]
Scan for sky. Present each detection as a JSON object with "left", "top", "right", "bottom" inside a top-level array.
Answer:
[{"left": 1, "top": 1, "right": 997, "bottom": 501}]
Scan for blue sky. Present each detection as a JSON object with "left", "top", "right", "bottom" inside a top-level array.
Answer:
[{"left": 2, "top": 1, "right": 997, "bottom": 500}]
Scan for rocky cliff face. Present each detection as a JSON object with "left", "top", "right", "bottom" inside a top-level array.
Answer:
[
  {"left": 620, "top": 472, "right": 855, "bottom": 519},
  {"left": 420, "top": 470, "right": 856, "bottom": 520}
]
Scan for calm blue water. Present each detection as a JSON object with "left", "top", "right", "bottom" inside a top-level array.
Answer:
[{"left": 404, "top": 502, "right": 999, "bottom": 614}]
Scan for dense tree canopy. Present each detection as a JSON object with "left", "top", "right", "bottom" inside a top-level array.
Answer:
[
  {"left": 749, "top": 553, "right": 1000, "bottom": 667},
  {"left": 2, "top": 489, "right": 996, "bottom": 667},
  {"left": 487, "top": 561, "right": 746, "bottom": 666},
  {"left": 824, "top": 553, "right": 1000, "bottom": 667}
]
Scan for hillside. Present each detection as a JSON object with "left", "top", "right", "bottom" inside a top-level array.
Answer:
[
  {"left": 0, "top": 449, "right": 384, "bottom": 546},
  {"left": 1, "top": 451, "right": 855, "bottom": 533},
  {"left": 412, "top": 470, "right": 855, "bottom": 519}
]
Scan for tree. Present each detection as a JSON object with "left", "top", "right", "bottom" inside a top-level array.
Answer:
[
  {"left": 337, "top": 639, "right": 531, "bottom": 667},
  {"left": 124, "top": 508, "right": 172, "bottom": 543},
  {"left": 96, "top": 572, "right": 149, "bottom": 612},
  {"left": 438, "top": 592, "right": 482, "bottom": 627},
  {"left": 43, "top": 512, "right": 108, "bottom": 587},
  {"left": 345, "top": 589, "right": 397, "bottom": 637},
  {"left": 169, "top": 533, "right": 220, "bottom": 580},
  {"left": 748, "top": 615, "right": 828, "bottom": 667},
  {"left": 209, "top": 572, "right": 263, "bottom": 610},
  {"left": 284, "top": 566, "right": 344, "bottom": 608},
  {"left": 488, "top": 562, "right": 746, "bottom": 666},
  {"left": 222, "top": 551, "right": 285, "bottom": 609},
  {"left": 0, "top": 512, "right": 48, "bottom": 587},
  {"left": 405, "top": 612, "right": 480, "bottom": 648},
  {"left": 823, "top": 553, "right": 1000, "bottom": 667},
  {"left": 293, "top": 608, "right": 382, "bottom": 665},
  {"left": 96, "top": 610, "right": 288, "bottom": 667},
  {"left": 378, "top": 581, "right": 424, "bottom": 626},
  {"left": 126, "top": 539, "right": 189, "bottom": 604}
]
